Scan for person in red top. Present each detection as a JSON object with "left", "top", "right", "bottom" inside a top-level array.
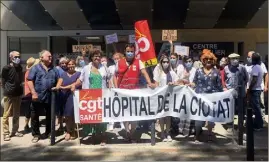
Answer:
[
  {"left": 219, "top": 57, "right": 228, "bottom": 90},
  {"left": 24, "top": 58, "right": 40, "bottom": 132},
  {"left": 115, "top": 44, "right": 155, "bottom": 142}
]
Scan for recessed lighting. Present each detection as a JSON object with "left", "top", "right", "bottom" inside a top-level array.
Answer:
[
  {"left": 151, "top": 9, "right": 154, "bottom": 11},
  {"left": 222, "top": 8, "right": 225, "bottom": 10},
  {"left": 187, "top": 8, "right": 190, "bottom": 10},
  {"left": 80, "top": 9, "right": 83, "bottom": 11},
  {"left": 258, "top": 8, "right": 261, "bottom": 10},
  {"left": 44, "top": 9, "right": 48, "bottom": 12},
  {"left": 116, "top": 9, "right": 118, "bottom": 11}
]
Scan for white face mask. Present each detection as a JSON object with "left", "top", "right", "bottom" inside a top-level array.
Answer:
[
  {"left": 101, "top": 61, "right": 107, "bottom": 67},
  {"left": 231, "top": 59, "right": 239, "bottom": 66},
  {"left": 162, "top": 63, "right": 169, "bottom": 69},
  {"left": 13, "top": 58, "right": 21, "bottom": 64}
]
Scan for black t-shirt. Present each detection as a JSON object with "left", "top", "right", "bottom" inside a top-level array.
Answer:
[{"left": 1, "top": 64, "right": 23, "bottom": 96}]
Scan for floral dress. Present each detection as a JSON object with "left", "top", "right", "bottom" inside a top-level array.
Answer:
[{"left": 82, "top": 72, "right": 107, "bottom": 135}]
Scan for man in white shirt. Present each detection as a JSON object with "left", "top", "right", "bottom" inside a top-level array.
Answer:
[
  {"left": 245, "top": 51, "right": 268, "bottom": 116},
  {"left": 247, "top": 52, "right": 264, "bottom": 130}
]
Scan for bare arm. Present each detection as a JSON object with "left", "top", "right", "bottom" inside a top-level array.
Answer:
[
  {"left": 71, "top": 79, "right": 82, "bottom": 91},
  {"left": 264, "top": 73, "right": 268, "bottom": 92},
  {"left": 27, "top": 80, "right": 37, "bottom": 95}
]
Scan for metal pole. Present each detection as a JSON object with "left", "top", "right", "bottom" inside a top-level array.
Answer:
[
  {"left": 246, "top": 107, "right": 254, "bottom": 161},
  {"left": 238, "top": 85, "right": 243, "bottom": 145},
  {"left": 50, "top": 91, "right": 56, "bottom": 145},
  {"left": 151, "top": 120, "right": 156, "bottom": 146}
]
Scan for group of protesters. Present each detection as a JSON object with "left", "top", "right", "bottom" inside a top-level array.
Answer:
[{"left": 1, "top": 42, "right": 268, "bottom": 146}]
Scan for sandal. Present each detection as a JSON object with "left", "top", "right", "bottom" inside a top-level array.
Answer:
[
  {"left": 32, "top": 136, "right": 40, "bottom": 143},
  {"left": 3, "top": 134, "right": 11, "bottom": 141}
]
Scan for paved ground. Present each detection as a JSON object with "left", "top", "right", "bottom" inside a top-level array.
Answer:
[{"left": 0, "top": 116, "right": 268, "bottom": 161}]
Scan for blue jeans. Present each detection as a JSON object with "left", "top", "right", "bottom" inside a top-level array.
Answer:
[{"left": 250, "top": 90, "right": 263, "bottom": 129}]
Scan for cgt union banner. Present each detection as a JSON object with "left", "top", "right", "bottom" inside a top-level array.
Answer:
[
  {"left": 135, "top": 20, "right": 157, "bottom": 67},
  {"left": 74, "top": 86, "right": 235, "bottom": 124}
]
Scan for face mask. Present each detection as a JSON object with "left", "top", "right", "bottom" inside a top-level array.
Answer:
[
  {"left": 101, "top": 61, "right": 107, "bottom": 67},
  {"left": 231, "top": 59, "right": 239, "bottom": 66},
  {"left": 79, "top": 60, "right": 85, "bottom": 67},
  {"left": 13, "top": 58, "right": 20, "bottom": 64},
  {"left": 170, "top": 59, "right": 177, "bottom": 65},
  {"left": 126, "top": 52, "right": 134, "bottom": 58},
  {"left": 162, "top": 63, "right": 169, "bottom": 69},
  {"left": 247, "top": 57, "right": 252, "bottom": 64},
  {"left": 185, "top": 62, "right": 193, "bottom": 69}
]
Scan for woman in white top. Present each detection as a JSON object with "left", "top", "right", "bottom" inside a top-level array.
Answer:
[
  {"left": 73, "top": 49, "right": 110, "bottom": 146},
  {"left": 153, "top": 55, "right": 179, "bottom": 142},
  {"left": 170, "top": 53, "right": 179, "bottom": 73}
]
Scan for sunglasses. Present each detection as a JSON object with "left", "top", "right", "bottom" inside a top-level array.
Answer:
[
  {"left": 162, "top": 61, "right": 169, "bottom": 63},
  {"left": 14, "top": 56, "right": 20, "bottom": 59}
]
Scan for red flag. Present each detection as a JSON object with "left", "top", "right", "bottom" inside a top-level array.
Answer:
[{"left": 135, "top": 20, "right": 157, "bottom": 67}]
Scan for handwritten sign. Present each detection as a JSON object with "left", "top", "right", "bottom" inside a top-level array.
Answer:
[
  {"left": 72, "top": 44, "right": 93, "bottom": 53},
  {"left": 105, "top": 33, "right": 118, "bottom": 44},
  {"left": 174, "top": 45, "right": 189, "bottom": 56},
  {"left": 162, "top": 30, "right": 177, "bottom": 41}
]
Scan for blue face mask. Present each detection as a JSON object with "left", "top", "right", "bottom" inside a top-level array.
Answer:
[
  {"left": 184, "top": 62, "right": 193, "bottom": 69},
  {"left": 79, "top": 60, "right": 85, "bottom": 67},
  {"left": 126, "top": 52, "right": 134, "bottom": 58},
  {"left": 170, "top": 58, "right": 177, "bottom": 65}
]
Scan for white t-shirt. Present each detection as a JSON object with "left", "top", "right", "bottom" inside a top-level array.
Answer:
[
  {"left": 245, "top": 62, "right": 267, "bottom": 90},
  {"left": 176, "top": 64, "right": 196, "bottom": 83},
  {"left": 249, "top": 65, "right": 264, "bottom": 90},
  {"left": 153, "top": 64, "right": 179, "bottom": 87}
]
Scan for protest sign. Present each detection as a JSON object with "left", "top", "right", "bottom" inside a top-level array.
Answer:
[
  {"left": 72, "top": 44, "right": 93, "bottom": 52},
  {"left": 135, "top": 20, "right": 157, "bottom": 67},
  {"left": 74, "top": 86, "right": 235, "bottom": 124},
  {"left": 129, "top": 35, "right": 136, "bottom": 43},
  {"left": 74, "top": 89, "right": 103, "bottom": 124},
  {"left": 162, "top": 30, "right": 177, "bottom": 41},
  {"left": 174, "top": 45, "right": 190, "bottom": 56},
  {"left": 105, "top": 33, "right": 118, "bottom": 44}
]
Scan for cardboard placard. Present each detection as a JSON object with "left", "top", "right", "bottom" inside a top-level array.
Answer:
[
  {"left": 162, "top": 30, "right": 177, "bottom": 41},
  {"left": 72, "top": 44, "right": 93, "bottom": 53},
  {"left": 105, "top": 33, "right": 118, "bottom": 44},
  {"left": 174, "top": 45, "right": 190, "bottom": 56}
]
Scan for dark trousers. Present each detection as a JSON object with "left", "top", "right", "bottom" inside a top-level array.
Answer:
[
  {"left": 24, "top": 100, "right": 31, "bottom": 119},
  {"left": 31, "top": 101, "right": 51, "bottom": 136},
  {"left": 250, "top": 90, "right": 263, "bottom": 129}
]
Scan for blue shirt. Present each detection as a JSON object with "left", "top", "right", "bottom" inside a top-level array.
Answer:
[
  {"left": 27, "top": 63, "right": 59, "bottom": 103},
  {"left": 193, "top": 68, "right": 223, "bottom": 94}
]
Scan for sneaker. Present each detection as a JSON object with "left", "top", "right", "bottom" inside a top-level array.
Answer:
[
  {"left": 10, "top": 132, "right": 23, "bottom": 137},
  {"left": 167, "top": 135, "right": 172, "bottom": 142},
  {"left": 3, "top": 134, "right": 11, "bottom": 141}
]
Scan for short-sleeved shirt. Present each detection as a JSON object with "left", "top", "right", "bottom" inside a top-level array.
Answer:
[
  {"left": 27, "top": 63, "right": 59, "bottom": 103},
  {"left": 153, "top": 64, "right": 179, "bottom": 87},
  {"left": 249, "top": 65, "right": 263, "bottom": 90},
  {"left": 224, "top": 65, "right": 249, "bottom": 94},
  {"left": 245, "top": 62, "right": 267, "bottom": 90},
  {"left": 176, "top": 64, "right": 196, "bottom": 83},
  {"left": 193, "top": 68, "right": 223, "bottom": 94}
]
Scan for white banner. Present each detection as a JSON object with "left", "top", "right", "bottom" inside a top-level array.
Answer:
[
  {"left": 105, "top": 33, "right": 118, "bottom": 44},
  {"left": 174, "top": 45, "right": 190, "bottom": 56},
  {"left": 74, "top": 86, "right": 235, "bottom": 124}
]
